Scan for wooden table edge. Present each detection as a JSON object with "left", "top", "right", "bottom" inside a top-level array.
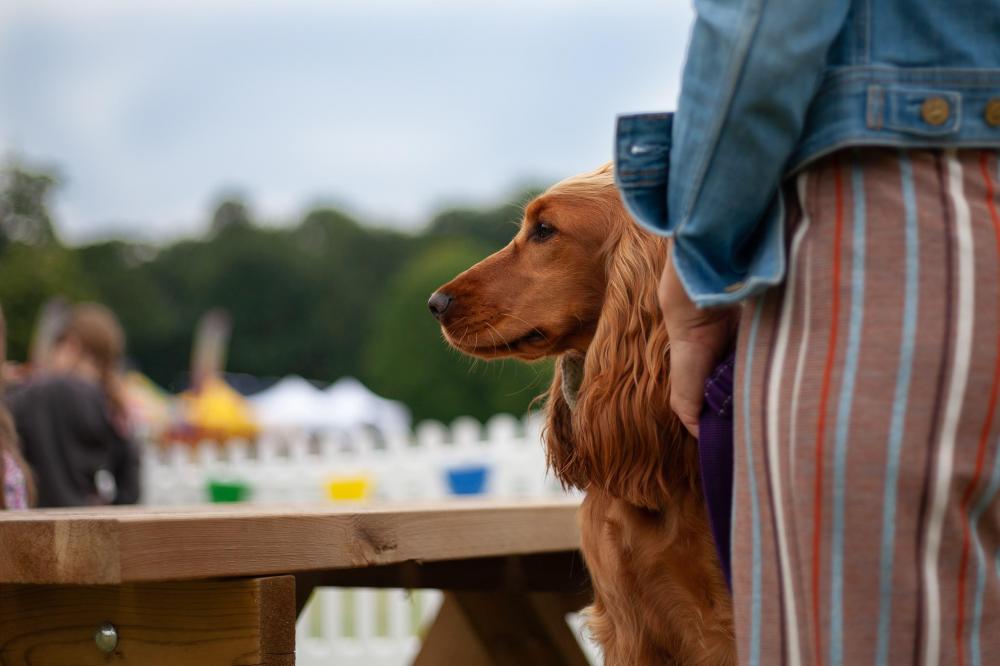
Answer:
[{"left": 0, "top": 499, "right": 583, "bottom": 585}]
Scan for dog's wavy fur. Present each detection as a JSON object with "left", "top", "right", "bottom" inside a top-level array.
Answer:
[{"left": 433, "top": 163, "right": 734, "bottom": 664}]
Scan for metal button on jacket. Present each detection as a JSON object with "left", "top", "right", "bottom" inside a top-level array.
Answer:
[
  {"left": 921, "top": 97, "right": 950, "bottom": 126},
  {"left": 986, "top": 99, "right": 1000, "bottom": 127}
]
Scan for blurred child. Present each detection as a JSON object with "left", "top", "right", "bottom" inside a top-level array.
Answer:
[
  {"left": 0, "top": 305, "right": 32, "bottom": 509},
  {"left": 7, "top": 303, "right": 139, "bottom": 507}
]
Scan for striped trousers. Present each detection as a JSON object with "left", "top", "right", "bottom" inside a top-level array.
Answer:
[{"left": 734, "top": 148, "right": 1000, "bottom": 666}]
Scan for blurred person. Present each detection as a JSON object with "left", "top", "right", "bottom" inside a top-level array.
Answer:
[
  {"left": 614, "top": 0, "right": 1000, "bottom": 663},
  {"left": 0, "top": 304, "right": 32, "bottom": 510},
  {"left": 7, "top": 303, "right": 139, "bottom": 507}
]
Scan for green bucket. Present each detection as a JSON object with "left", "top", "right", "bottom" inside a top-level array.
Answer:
[{"left": 208, "top": 479, "right": 250, "bottom": 503}]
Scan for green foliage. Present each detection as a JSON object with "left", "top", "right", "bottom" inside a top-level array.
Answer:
[
  {"left": 0, "top": 163, "right": 89, "bottom": 359},
  {"left": 0, "top": 243, "right": 93, "bottom": 359},
  {"left": 426, "top": 188, "right": 541, "bottom": 253},
  {"left": 0, "top": 164, "right": 60, "bottom": 248},
  {"left": 0, "top": 160, "right": 551, "bottom": 421},
  {"left": 361, "top": 240, "right": 552, "bottom": 423},
  {"left": 210, "top": 198, "right": 252, "bottom": 235},
  {"left": 289, "top": 208, "right": 415, "bottom": 381},
  {"left": 74, "top": 240, "right": 175, "bottom": 379}
]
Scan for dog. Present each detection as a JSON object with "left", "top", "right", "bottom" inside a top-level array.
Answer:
[{"left": 429, "top": 163, "right": 734, "bottom": 665}]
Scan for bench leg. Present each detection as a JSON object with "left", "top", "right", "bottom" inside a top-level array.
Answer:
[
  {"left": 0, "top": 576, "right": 296, "bottom": 665},
  {"left": 414, "top": 590, "right": 591, "bottom": 666}
]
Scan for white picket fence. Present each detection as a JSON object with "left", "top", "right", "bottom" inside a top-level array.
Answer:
[
  {"left": 139, "top": 413, "right": 600, "bottom": 665},
  {"left": 297, "top": 588, "right": 439, "bottom": 665},
  {"left": 140, "top": 413, "right": 572, "bottom": 505}
]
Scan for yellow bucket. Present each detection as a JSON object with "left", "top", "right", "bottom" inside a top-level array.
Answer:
[{"left": 326, "top": 475, "right": 372, "bottom": 502}]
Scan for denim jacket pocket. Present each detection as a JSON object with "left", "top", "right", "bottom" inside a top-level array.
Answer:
[
  {"left": 868, "top": 85, "right": 962, "bottom": 137},
  {"left": 614, "top": 112, "right": 673, "bottom": 235}
]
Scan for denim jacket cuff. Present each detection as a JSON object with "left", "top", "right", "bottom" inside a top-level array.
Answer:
[
  {"left": 614, "top": 111, "right": 786, "bottom": 308},
  {"left": 614, "top": 112, "right": 673, "bottom": 236},
  {"left": 671, "top": 196, "right": 787, "bottom": 309}
]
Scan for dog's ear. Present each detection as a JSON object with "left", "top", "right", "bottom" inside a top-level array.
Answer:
[{"left": 572, "top": 223, "right": 698, "bottom": 509}]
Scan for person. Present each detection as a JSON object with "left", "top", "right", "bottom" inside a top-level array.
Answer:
[
  {"left": 0, "top": 304, "right": 32, "bottom": 510},
  {"left": 614, "top": 2, "right": 1000, "bottom": 665},
  {"left": 7, "top": 303, "right": 140, "bottom": 507}
]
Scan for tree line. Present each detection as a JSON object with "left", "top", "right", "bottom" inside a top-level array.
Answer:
[{"left": 0, "top": 162, "right": 552, "bottom": 423}]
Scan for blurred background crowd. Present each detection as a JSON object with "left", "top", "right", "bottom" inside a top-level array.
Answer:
[{"left": 0, "top": 166, "right": 552, "bottom": 508}]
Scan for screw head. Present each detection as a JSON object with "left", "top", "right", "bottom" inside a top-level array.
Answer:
[{"left": 94, "top": 622, "right": 118, "bottom": 653}]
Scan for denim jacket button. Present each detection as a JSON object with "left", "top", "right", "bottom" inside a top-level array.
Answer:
[
  {"left": 921, "top": 97, "right": 950, "bottom": 126},
  {"left": 986, "top": 99, "right": 1000, "bottom": 127}
]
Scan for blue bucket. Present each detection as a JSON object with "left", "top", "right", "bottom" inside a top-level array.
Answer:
[{"left": 446, "top": 464, "right": 490, "bottom": 495}]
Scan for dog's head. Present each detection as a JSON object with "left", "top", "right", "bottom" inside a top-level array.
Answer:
[
  {"left": 428, "top": 164, "right": 622, "bottom": 361},
  {"left": 430, "top": 163, "right": 694, "bottom": 509}
]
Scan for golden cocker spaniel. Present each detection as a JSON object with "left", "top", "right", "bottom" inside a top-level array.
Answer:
[{"left": 430, "top": 163, "right": 734, "bottom": 665}]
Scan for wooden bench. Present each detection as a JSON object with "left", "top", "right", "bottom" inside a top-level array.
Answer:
[{"left": 0, "top": 499, "right": 591, "bottom": 665}]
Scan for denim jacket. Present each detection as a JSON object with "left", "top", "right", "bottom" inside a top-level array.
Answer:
[{"left": 615, "top": 0, "right": 1000, "bottom": 307}]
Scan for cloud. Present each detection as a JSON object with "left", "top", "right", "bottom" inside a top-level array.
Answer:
[
  {"left": 4, "top": 0, "right": 680, "bottom": 18},
  {"left": 0, "top": 0, "right": 693, "bottom": 242}
]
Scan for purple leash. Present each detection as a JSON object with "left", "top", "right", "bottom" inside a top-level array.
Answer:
[{"left": 698, "top": 352, "right": 735, "bottom": 589}]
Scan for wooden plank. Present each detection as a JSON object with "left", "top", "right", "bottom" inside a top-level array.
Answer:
[
  {"left": 0, "top": 576, "right": 295, "bottom": 666},
  {"left": 0, "top": 500, "right": 581, "bottom": 585},
  {"left": 521, "top": 593, "right": 592, "bottom": 665},
  {"left": 0, "top": 518, "right": 121, "bottom": 585},
  {"left": 293, "top": 552, "right": 591, "bottom": 595},
  {"left": 415, "top": 591, "right": 590, "bottom": 666},
  {"left": 291, "top": 553, "right": 590, "bottom": 623},
  {"left": 414, "top": 594, "right": 493, "bottom": 666}
]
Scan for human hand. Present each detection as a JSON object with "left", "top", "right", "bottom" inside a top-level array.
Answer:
[{"left": 659, "top": 246, "right": 738, "bottom": 438}]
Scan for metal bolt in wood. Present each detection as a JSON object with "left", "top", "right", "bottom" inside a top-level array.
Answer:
[{"left": 94, "top": 622, "right": 119, "bottom": 653}]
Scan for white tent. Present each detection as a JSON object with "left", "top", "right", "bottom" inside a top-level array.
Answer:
[
  {"left": 250, "top": 375, "right": 411, "bottom": 434},
  {"left": 249, "top": 376, "right": 327, "bottom": 431},
  {"left": 322, "top": 377, "right": 411, "bottom": 435}
]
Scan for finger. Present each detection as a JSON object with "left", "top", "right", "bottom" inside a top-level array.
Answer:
[
  {"left": 670, "top": 389, "right": 700, "bottom": 439},
  {"left": 658, "top": 248, "right": 687, "bottom": 324},
  {"left": 669, "top": 358, "right": 704, "bottom": 436},
  {"left": 669, "top": 341, "right": 714, "bottom": 439}
]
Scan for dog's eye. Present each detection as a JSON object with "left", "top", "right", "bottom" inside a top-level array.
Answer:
[{"left": 533, "top": 222, "right": 556, "bottom": 242}]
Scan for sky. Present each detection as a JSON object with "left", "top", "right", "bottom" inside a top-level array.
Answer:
[{"left": 0, "top": 0, "right": 693, "bottom": 243}]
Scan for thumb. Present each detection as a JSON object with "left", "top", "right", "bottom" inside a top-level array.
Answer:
[
  {"left": 670, "top": 389, "right": 702, "bottom": 439},
  {"left": 669, "top": 338, "right": 717, "bottom": 439}
]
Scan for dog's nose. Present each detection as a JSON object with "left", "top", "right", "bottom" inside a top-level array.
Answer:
[{"left": 427, "top": 291, "right": 454, "bottom": 320}]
